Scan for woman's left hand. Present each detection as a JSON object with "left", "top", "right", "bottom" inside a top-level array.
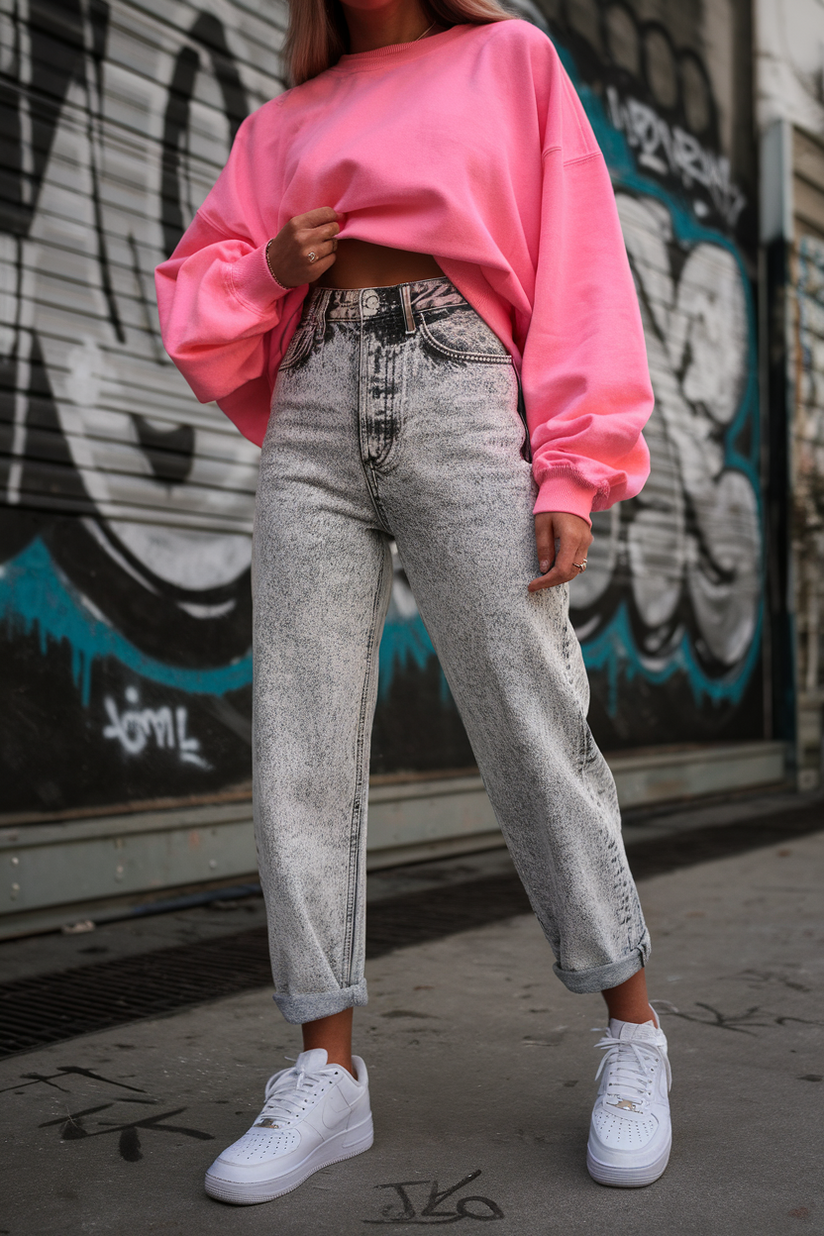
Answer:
[{"left": 528, "top": 511, "right": 593, "bottom": 592}]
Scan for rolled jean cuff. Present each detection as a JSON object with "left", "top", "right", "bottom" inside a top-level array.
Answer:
[
  {"left": 273, "top": 978, "right": 369, "bottom": 1025},
  {"left": 553, "top": 931, "right": 651, "bottom": 995}
]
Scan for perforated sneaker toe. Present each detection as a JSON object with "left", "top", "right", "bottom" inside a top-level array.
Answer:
[
  {"left": 205, "top": 1049, "right": 373, "bottom": 1205},
  {"left": 586, "top": 1016, "right": 672, "bottom": 1188}
]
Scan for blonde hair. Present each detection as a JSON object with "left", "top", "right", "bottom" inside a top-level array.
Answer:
[{"left": 284, "top": 0, "right": 514, "bottom": 86}]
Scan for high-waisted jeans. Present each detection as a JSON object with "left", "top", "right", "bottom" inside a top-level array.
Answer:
[{"left": 252, "top": 276, "right": 650, "bottom": 1024}]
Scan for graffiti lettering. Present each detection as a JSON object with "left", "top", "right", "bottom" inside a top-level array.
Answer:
[
  {"left": 795, "top": 238, "right": 824, "bottom": 698},
  {"left": 502, "top": 1, "right": 764, "bottom": 746},
  {"left": 0, "top": 0, "right": 264, "bottom": 808},
  {"left": 613, "top": 192, "right": 759, "bottom": 667},
  {"left": 606, "top": 87, "right": 747, "bottom": 228},
  {"left": 562, "top": 187, "right": 761, "bottom": 731},
  {"left": 664, "top": 1001, "right": 824, "bottom": 1035},
  {"left": 40, "top": 1101, "right": 214, "bottom": 1162},
  {"left": 0, "top": 0, "right": 766, "bottom": 807},
  {"left": 102, "top": 687, "right": 209, "bottom": 768},
  {"left": 364, "top": 1172, "right": 504, "bottom": 1224},
  {"left": 0, "top": 1066, "right": 146, "bottom": 1097}
]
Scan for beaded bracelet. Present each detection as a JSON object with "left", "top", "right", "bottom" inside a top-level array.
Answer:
[{"left": 265, "top": 238, "right": 290, "bottom": 291}]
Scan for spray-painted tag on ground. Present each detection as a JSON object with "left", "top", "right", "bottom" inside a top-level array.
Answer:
[{"left": 364, "top": 1170, "right": 503, "bottom": 1224}]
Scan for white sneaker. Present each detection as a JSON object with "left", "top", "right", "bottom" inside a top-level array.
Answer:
[
  {"left": 586, "top": 1016, "right": 672, "bottom": 1187},
  {"left": 205, "top": 1049, "right": 374, "bottom": 1205}
]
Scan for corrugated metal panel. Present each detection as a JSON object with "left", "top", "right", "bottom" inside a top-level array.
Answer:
[
  {"left": 794, "top": 129, "right": 824, "bottom": 239},
  {"left": 791, "top": 126, "right": 824, "bottom": 786},
  {"left": 794, "top": 175, "right": 824, "bottom": 240},
  {"left": 2, "top": 0, "right": 285, "bottom": 535},
  {"left": 794, "top": 127, "right": 824, "bottom": 192}
]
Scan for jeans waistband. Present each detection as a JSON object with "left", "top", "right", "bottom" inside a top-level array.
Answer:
[{"left": 304, "top": 276, "right": 467, "bottom": 323}]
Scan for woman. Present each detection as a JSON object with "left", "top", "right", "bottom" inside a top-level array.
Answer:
[{"left": 156, "top": 0, "right": 671, "bottom": 1204}]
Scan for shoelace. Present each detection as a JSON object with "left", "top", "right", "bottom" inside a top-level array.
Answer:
[
  {"left": 593, "top": 1029, "right": 672, "bottom": 1112},
  {"left": 256, "top": 1065, "right": 329, "bottom": 1126}
]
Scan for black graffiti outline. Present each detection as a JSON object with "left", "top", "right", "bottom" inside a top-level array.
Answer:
[
  {"left": 0, "top": 0, "right": 258, "bottom": 688},
  {"left": 364, "top": 1171, "right": 504, "bottom": 1225},
  {"left": 664, "top": 1002, "right": 824, "bottom": 1035},
  {"left": 666, "top": 1002, "right": 771, "bottom": 1034},
  {"left": 139, "top": 10, "right": 249, "bottom": 478},
  {"left": 39, "top": 1101, "right": 214, "bottom": 1162},
  {"left": 82, "top": 0, "right": 124, "bottom": 343},
  {"left": 527, "top": 0, "right": 743, "bottom": 233},
  {"left": 160, "top": 10, "right": 248, "bottom": 259},
  {"left": 0, "top": 1065, "right": 147, "bottom": 1097},
  {"left": 571, "top": 188, "right": 761, "bottom": 686}
]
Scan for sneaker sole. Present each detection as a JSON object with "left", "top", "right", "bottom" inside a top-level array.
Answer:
[
  {"left": 586, "top": 1136, "right": 671, "bottom": 1188},
  {"left": 204, "top": 1115, "right": 374, "bottom": 1206}
]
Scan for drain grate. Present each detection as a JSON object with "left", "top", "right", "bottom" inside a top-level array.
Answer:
[
  {"left": 0, "top": 874, "right": 533, "bottom": 1059},
  {"left": 1, "top": 803, "right": 822, "bottom": 1058},
  {"left": 624, "top": 802, "right": 824, "bottom": 880},
  {"left": 0, "top": 926, "right": 274, "bottom": 1058}
]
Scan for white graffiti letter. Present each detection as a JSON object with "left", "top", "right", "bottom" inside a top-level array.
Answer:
[{"left": 176, "top": 707, "right": 210, "bottom": 769}]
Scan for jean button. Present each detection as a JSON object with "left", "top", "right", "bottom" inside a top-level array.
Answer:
[{"left": 361, "top": 290, "right": 380, "bottom": 316}]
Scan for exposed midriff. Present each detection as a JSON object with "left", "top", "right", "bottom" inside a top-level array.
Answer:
[{"left": 315, "top": 239, "right": 442, "bottom": 289}]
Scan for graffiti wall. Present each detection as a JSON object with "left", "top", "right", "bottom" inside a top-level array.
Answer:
[
  {"left": 2, "top": 0, "right": 260, "bottom": 814},
  {"left": 0, "top": 0, "right": 473, "bottom": 816},
  {"left": 519, "top": 0, "right": 765, "bottom": 749},
  {"left": 1, "top": 0, "right": 764, "bottom": 819},
  {"left": 791, "top": 224, "right": 824, "bottom": 786},
  {"left": 795, "top": 237, "right": 824, "bottom": 697}
]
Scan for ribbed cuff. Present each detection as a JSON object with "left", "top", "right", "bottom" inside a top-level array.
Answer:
[
  {"left": 229, "top": 242, "right": 294, "bottom": 313},
  {"left": 533, "top": 475, "right": 598, "bottom": 525}
]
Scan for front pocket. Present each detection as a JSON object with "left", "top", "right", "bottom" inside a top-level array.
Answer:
[
  {"left": 278, "top": 316, "right": 317, "bottom": 371},
  {"left": 419, "top": 308, "right": 512, "bottom": 364}
]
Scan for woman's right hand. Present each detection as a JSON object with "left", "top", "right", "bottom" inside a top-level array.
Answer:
[{"left": 266, "top": 207, "right": 341, "bottom": 287}]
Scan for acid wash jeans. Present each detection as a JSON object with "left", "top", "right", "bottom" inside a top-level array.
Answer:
[{"left": 252, "top": 276, "right": 650, "bottom": 1024}]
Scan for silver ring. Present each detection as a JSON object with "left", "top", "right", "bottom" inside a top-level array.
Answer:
[
  {"left": 572, "top": 560, "right": 588, "bottom": 572},
  {"left": 308, "top": 251, "right": 317, "bottom": 264}
]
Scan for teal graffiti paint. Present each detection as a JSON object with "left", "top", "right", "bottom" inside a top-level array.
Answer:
[
  {"left": 0, "top": 538, "right": 253, "bottom": 706},
  {"left": 0, "top": 537, "right": 442, "bottom": 709},
  {"left": 560, "top": 54, "right": 762, "bottom": 709},
  {"left": 582, "top": 603, "right": 764, "bottom": 718},
  {"left": 377, "top": 615, "right": 443, "bottom": 701}
]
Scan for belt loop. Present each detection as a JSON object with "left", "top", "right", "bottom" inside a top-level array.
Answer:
[{"left": 400, "top": 283, "right": 416, "bottom": 334}]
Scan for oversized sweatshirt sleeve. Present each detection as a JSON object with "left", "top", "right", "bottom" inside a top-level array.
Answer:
[
  {"left": 520, "top": 61, "right": 653, "bottom": 522},
  {"left": 155, "top": 107, "right": 301, "bottom": 440}
]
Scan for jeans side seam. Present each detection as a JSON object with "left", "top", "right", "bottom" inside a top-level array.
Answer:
[{"left": 341, "top": 542, "right": 388, "bottom": 988}]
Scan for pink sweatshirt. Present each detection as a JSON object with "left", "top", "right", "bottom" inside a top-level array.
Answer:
[{"left": 155, "top": 19, "right": 653, "bottom": 521}]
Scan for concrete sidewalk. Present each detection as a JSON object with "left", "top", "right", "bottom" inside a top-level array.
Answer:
[{"left": 1, "top": 830, "right": 822, "bottom": 1235}]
